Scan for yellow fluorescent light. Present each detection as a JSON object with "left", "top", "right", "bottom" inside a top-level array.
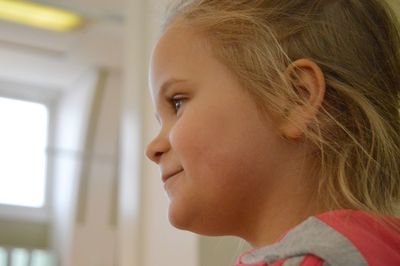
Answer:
[{"left": 0, "top": 0, "right": 84, "bottom": 32}]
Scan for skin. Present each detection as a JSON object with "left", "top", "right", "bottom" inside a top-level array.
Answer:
[{"left": 146, "top": 25, "right": 325, "bottom": 247}]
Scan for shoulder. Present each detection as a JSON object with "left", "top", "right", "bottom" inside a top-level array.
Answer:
[
  {"left": 237, "top": 255, "right": 324, "bottom": 266},
  {"left": 317, "top": 210, "right": 400, "bottom": 265},
  {"left": 237, "top": 210, "right": 400, "bottom": 266}
]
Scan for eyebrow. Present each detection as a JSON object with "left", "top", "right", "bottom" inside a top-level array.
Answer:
[{"left": 159, "top": 78, "right": 188, "bottom": 96}]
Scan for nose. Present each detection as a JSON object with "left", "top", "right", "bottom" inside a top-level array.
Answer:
[{"left": 145, "top": 131, "right": 170, "bottom": 164}]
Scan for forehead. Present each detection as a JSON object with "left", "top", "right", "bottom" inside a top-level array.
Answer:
[{"left": 149, "top": 26, "right": 210, "bottom": 95}]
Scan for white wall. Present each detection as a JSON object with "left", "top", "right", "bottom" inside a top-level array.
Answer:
[
  {"left": 51, "top": 70, "right": 98, "bottom": 266},
  {"left": 70, "top": 69, "right": 121, "bottom": 266}
]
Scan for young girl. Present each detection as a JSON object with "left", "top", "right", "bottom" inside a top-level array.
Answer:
[{"left": 145, "top": 0, "right": 400, "bottom": 265}]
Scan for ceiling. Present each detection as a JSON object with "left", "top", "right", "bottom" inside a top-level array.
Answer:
[{"left": 0, "top": 0, "right": 125, "bottom": 91}]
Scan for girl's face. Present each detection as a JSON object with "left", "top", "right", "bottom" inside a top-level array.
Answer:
[{"left": 146, "top": 26, "right": 298, "bottom": 237}]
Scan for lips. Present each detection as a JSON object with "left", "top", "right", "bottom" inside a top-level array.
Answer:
[{"left": 162, "top": 169, "right": 183, "bottom": 183}]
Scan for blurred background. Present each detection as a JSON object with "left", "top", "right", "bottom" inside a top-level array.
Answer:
[{"left": 0, "top": 0, "right": 398, "bottom": 266}]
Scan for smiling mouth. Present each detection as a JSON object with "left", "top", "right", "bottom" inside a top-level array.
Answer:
[{"left": 162, "top": 169, "right": 183, "bottom": 183}]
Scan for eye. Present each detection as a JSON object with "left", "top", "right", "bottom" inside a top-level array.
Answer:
[{"left": 171, "top": 95, "right": 186, "bottom": 112}]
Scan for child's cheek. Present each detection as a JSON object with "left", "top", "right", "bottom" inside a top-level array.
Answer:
[
  {"left": 169, "top": 115, "right": 206, "bottom": 160},
  {"left": 168, "top": 111, "right": 221, "bottom": 173}
]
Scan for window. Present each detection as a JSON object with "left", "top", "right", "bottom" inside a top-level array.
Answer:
[{"left": 0, "top": 97, "right": 48, "bottom": 208}]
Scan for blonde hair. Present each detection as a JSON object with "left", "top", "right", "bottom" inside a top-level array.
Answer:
[{"left": 163, "top": 0, "right": 400, "bottom": 216}]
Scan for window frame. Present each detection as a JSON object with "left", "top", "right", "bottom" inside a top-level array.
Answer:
[{"left": 0, "top": 78, "right": 59, "bottom": 222}]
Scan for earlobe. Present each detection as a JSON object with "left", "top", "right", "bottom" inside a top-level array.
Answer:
[{"left": 280, "top": 59, "right": 326, "bottom": 139}]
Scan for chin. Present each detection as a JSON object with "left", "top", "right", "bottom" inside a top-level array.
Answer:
[
  {"left": 167, "top": 203, "right": 195, "bottom": 231},
  {"left": 168, "top": 205, "right": 234, "bottom": 237}
]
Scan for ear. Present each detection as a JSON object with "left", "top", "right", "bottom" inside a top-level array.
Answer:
[{"left": 279, "top": 59, "right": 326, "bottom": 139}]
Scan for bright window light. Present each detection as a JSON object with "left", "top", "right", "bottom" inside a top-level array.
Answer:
[
  {"left": 0, "top": 248, "right": 6, "bottom": 266},
  {"left": 0, "top": 97, "right": 48, "bottom": 208},
  {"left": 12, "top": 248, "right": 29, "bottom": 266}
]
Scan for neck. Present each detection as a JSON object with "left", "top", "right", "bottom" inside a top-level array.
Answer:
[
  {"left": 240, "top": 154, "right": 324, "bottom": 247},
  {"left": 245, "top": 195, "right": 321, "bottom": 247}
]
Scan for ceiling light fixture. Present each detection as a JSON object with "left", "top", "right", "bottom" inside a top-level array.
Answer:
[{"left": 0, "top": 0, "right": 84, "bottom": 32}]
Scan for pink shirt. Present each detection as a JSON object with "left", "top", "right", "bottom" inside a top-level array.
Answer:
[{"left": 236, "top": 210, "right": 400, "bottom": 266}]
